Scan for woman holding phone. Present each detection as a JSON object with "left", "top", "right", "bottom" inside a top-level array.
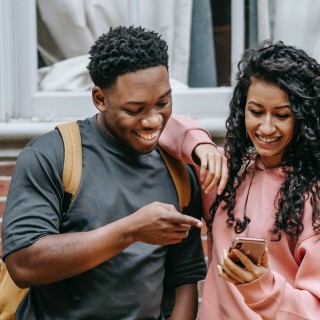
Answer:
[{"left": 160, "top": 41, "right": 320, "bottom": 319}]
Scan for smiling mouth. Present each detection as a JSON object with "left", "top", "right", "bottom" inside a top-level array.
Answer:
[
  {"left": 257, "top": 134, "right": 280, "bottom": 143},
  {"left": 136, "top": 130, "right": 160, "bottom": 141}
]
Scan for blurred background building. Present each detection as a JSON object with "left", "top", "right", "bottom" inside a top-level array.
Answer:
[{"left": 2, "top": 0, "right": 320, "bottom": 152}]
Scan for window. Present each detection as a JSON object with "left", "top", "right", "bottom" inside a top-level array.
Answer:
[{"left": 0, "top": 0, "right": 248, "bottom": 139}]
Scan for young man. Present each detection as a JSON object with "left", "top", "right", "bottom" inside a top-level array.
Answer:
[{"left": 2, "top": 26, "right": 223, "bottom": 320}]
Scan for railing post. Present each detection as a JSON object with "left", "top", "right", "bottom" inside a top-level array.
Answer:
[{"left": 231, "top": 0, "right": 245, "bottom": 86}]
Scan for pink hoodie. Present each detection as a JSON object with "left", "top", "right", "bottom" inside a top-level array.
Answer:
[{"left": 160, "top": 115, "right": 320, "bottom": 320}]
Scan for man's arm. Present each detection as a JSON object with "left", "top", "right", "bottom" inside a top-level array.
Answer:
[
  {"left": 166, "top": 284, "right": 198, "bottom": 320},
  {"left": 162, "top": 166, "right": 207, "bottom": 319},
  {"left": 5, "top": 201, "right": 202, "bottom": 288}
]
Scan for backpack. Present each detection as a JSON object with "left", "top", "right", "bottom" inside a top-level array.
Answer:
[{"left": 0, "top": 122, "right": 191, "bottom": 320}]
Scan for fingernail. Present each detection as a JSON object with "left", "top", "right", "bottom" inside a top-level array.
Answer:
[
  {"left": 217, "top": 265, "right": 221, "bottom": 276},
  {"left": 222, "top": 249, "right": 227, "bottom": 258}
]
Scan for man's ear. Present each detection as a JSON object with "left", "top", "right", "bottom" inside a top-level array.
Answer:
[{"left": 92, "top": 86, "right": 106, "bottom": 112}]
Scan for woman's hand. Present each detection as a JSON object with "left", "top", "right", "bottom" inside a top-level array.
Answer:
[
  {"left": 217, "top": 248, "right": 268, "bottom": 285},
  {"left": 194, "top": 144, "right": 228, "bottom": 195}
]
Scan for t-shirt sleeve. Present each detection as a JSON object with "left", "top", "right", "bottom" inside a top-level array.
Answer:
[
  {"left": 163, "top": 165, "right": 207, "bottom": 288},
  {"left": 2, "top": 130, "right": 65, "bottom": 260}
]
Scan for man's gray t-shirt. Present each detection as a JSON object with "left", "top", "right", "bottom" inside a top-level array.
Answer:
[{"left": 2, "top": 115, "right": 206, "bottom": 320}]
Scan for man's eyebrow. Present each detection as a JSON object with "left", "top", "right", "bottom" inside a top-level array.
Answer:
[
  {"left": 159, "top": 89, "right": 172, "bottom": 99},
  {"left": 125, "top": 89, "right": 172, "bottom": 105}
]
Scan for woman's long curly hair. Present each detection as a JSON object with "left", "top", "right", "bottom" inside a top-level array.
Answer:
[{"left": 209, "top": 41, "right": 320, "bottom": 240}]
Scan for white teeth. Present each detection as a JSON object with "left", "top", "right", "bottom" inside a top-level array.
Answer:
[
  {"left": 258, "top": 135, "right": 278, "bottom": 143},
  {"left": 137, "top": 132, "right": 157, "bottom": 141}
]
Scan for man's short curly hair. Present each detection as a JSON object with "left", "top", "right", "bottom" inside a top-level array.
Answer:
[{"left": 87, "top": 26, "right": 169, "bottom": 89}]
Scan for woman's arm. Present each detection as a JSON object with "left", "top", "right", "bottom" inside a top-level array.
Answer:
[
  {"left": 160, "top": 114, "right": 228, "bottom": 195},
  {"left": 220, "top": 234, "right": 320, "bottom": 320}
]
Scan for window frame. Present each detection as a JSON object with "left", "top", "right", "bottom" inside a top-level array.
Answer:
[{"left": 0, "top": 0, "right": 244, "bottom": 138}]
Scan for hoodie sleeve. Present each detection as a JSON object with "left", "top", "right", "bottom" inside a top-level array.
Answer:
[
  {"left": 236, "top": 231, "right": 320, "bottom": 320},
  {"left": 159, "top": 114, "right": 214, "bottom": 166},
  {"left": 159, "top": 113, "right": 219, "bottom": 220}
]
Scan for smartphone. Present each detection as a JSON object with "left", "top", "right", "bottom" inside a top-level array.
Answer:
[{"left": 228, "top": 237, "right": 268, "bottom": 267}]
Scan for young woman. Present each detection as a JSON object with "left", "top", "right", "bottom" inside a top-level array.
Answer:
[{"left": 160, "top": 41, "right": 320, "bottom": 319}]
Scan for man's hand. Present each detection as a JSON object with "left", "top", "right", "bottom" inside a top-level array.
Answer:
[
  {"left": 129, "top": 202, "right": 202, "bottom": 245},
  {"left": 194, "top": 144, "right": 228, "bottom": 195}
]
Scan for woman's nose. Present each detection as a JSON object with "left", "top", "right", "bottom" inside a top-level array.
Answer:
[{"left": 260, "top": 116, "right": 276, "bottom": 135}]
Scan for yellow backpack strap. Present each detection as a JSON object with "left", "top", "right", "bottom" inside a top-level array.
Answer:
[
  {"left": 0, "top": 123, "right": 82, "bottom": 320},
  {"left": 0, "top": 259, "right": 28, "bottom": 320},
  {"left": 158, "top": 147, "right": 191, "bottom": 212},
  {"left": 56, "top": 122, "right": 82, "bottom": 207}
]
